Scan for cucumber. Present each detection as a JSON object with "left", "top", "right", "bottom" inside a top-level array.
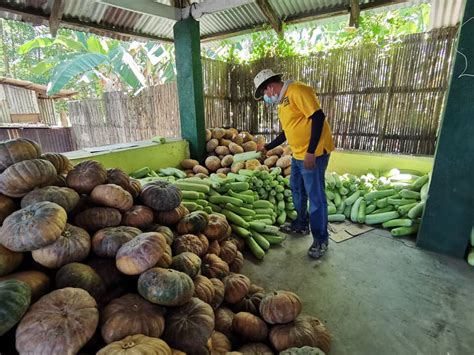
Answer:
[
  {"left": 224, "top": 203, "right": 256, "bottom": 217},
  {"left": 175, "top": 181, "right": 210, "bottom": 194},
  {"left": 222, "top": 210, "right": 249, "bottom": 228},
  {"left": 365, "top": 211, "right": 400, "bottom": 225},
  {"left": 391, "top": 224, "right": 420, "bottom": 237},
  {"left": 249, "top": 222, "right": 280, "bottom": 234},
  {"left": 195, "top": 199, "right": 208, "bottom": 207},
  {"left": 408, "top": 201, "right": 425, "bottom": 219},
  {"left": 275, "top": 193, "right": 284, "bottom": 201},
  {"left": 209, "top": 195, "right": 243, "bottom": 207},
  {"left": 254, "top": 214, "right": 273, "bottom": 220},
  {"left": 287, "top": 209, "right": 297, "bottom": 221},
  {"left": 397, "top": 202, "right": 418, "bottom": 216},
  {"left": 328, "top": 205, "right": 337, "bottom": 215},
  {"left": 371, "top": 206, "right": 395, "bottom": 214},
  {"left": 253, "top": 200, "right": 273, "bottom": 209},
  {"left": 328, "top": 214, "right": 345, "bottom": 222},
  {"left": 261, "top": 233, "right": 286, "bottom": 245},
  {"left": 350, "top": 197, "right": 363, "bottom": 222},
  {"left": 242, "top": 215, "right": 254, "bottom": 222},
  {"left": 208, "top": 202, "right": 222, "bottom": 212},
  {"left": 182, "top": 201, "right": 198, "bottom": 211},
  {"left": 387, "top": 198, "right": 417, "bottom": 206},
  {"left": 399, "top": 189, "right": 421, "bottom": 200},
  {"left": 376, "top": 198, "right": 389, "bottom": 208},
  {"left": 277, "top": 200, "right": 286, "bottom": 212},
  {"left": 181, "top": 191, "right": 200, "bottom": 200},
  {"left": 251, "top": 230, "right": 271, "bottom": 251},
  {"left": 343, "top": 204, "right": 351, "bottom": 218},
  {"left": 203, "top": 206, "right": 213, "bottom": 214},
  {"left": 276, "top": 210, "right": 287, "bottom": 225},
  {"left": 231, "top": 224, "right": 251, "bottom": 238},
  {"left": 356, "top": 199, "right": 367, "bottom": 223},
  {"left": 345, "top": 191, "right": 361, "bottom": 206},
  {"left": 244, "top": 236, "right": 265, "bottom": 259},
  {"left": 412, "top": 175, "right": 429, "bottom": 191},
  {"left": 227, "top": 182, "right": 250, "bottom": 192},
  {"left": 382, "top": 219, "right": 413, "bottom": 228},
  {"left": 254, "top": 208, "right": 275, "bottom": 216},
  {"left": 227, "top": 190, "right": 254, "bottom": 204},
  {"left": 182, "top": 177, "right": 212, "bottom": 186},
  {"left": 365, "top": 204, "right": 376, "bottom": 215},
  {"left": 364, "top": 189, "right": 397, "bottom": 201},
  {"left": 333, "top": 192, "right": 342, "bottom": 207}
]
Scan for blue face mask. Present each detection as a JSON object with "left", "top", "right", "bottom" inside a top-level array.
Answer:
[{"left": 263, "top": 94, "right": 279, "bottom": 105}]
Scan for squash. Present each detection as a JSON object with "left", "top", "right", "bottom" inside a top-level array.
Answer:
[
  {"left": 229, "top": 142, "right": 244, "bottom": 155},
  {"left": 276, "top": 156, "right": 292, "bottom": 169},
  {"left": 147, "top": 224, "right": 174, "bottom": 245},
  {"left": 87, "top": 258, "right": 129, "bottom": 306},
  {"left": 0, "top": 201, "right": 67, "bottom": 252},
  {"left": 138, "top": 267, "right": 194, "bottom": 306},
  {"left": 91, "top": 184, "right": 134, "bottom": 211},
  {"left": 0, "top": 159, "right": 57, "bottom": 198},
  {"left": 238, "top": 343, "right": 273, "bottom": 354},
  {"left": 156, "top": 242, "right": 173, "bottom": 268},
  {"left": 229, "top": 251, "right": 244, "bottom": 273},
  {"left": 74, "top": 207, "right": 122, "bottom": 232},
  {"left": 269, "top": 315, "right": 331, "bottom": 354},
  {"left": 0, "top": 280, "right": 31, "bottom": 336},
  {"left": 173, "top": 234, "right": 207, "bottom": 257},
  {"left": 101, "top": 293, "right": 166, "bottom": 344},
  {"left": 0, "top": 193, "right": 17, "bottom": 225},
  {"left": 55, "top": 262, "right": 105, "bottom": 300},
  {"left": 106, "top": 168, "right": 138, "bottom": 198},
  {"left": 204, "top": 214, "right": 229, "bottom": 241},
  {"left": 52, "top": 174, "right": 68, "bottom": 187},
  {"left": 205, "top": 129, "right": 212, "bottom": 141},
  {"left": 260, "top": 290, "right": 302, "bottom": 325},
  {"left": 176, "top": 210, "right": 209, "bottom": 234},
  {"left": 198, "top": 233, "right": 209, "bottom": 253},
  {"left": 163, "top": 297, "right": 215, "bottom": 353},
  {"left": 0, "top": 138, "right": 41, "bottom": 173},
  {"left": 201, "top": 253, "right": 229, "bottom": 279},
  {"left": 206, "top": 139, "right": 219, "bottom": 153},
  {"left": 181, "top": 159, "right": 199, "bottom": 169},
  {"left": 39, "top": 152, "right": 72, "bottom": 174},
  {"left": 207, "top": 331, "right": 232, "bottom": 354},
  {"left": 219, "top": 240, "right": 238, "bottom": 264},
  {"left": 154, "top": 203, "right": 189, "bottom": 225},
  {"left": 227, "top": 236, "right": 245, "bottom": 252},
  {"left": 224, "top": 273, "right": 250, "bottom": 304},
  {"left": 16, "top": 287, "right": 99, "bottom": 355},
  {"left": 193, "top": 275, "right": 215, "bottom": 304},
  {"left": 209, "top": 278, "right": 225, "bottom": 310},
  {"left": 214, "top": 306, "right": 235, "bottom": 338},
  {"left": 21, "top": 186, "right": 80, "bottom": 213},
  {"left": 208, "top": 240, "right": 221, "bottom": 255},
  {"left": 193, "top": 164, "right": 209, "bottom": 175},
  {"left": 141, "top": 180, "right": 182, "bottom": 212},
  {"left": 122, "top": 205, "right": 154, "bottom": 229},
  {"left": 212, "top": 128, "right": 226, "bottom": 140},
  {"left": 232, "top": 284, "right": 264, "bottom": 315},
  {"left": 0, "top": 270, "right": 50, "bottom": 301},
  {"left": 279, "top": 346, "right": 325, "bottom": 355},
  {"left": 97, "top": 334, "right": 172, "bottom": 355},
  {"left": 129, "top": 178, "right": 142, "bottom": 198},
  {"left": 116, "top": 232, "right": 167, "bottom": 275},
  {"left": 92, "top": 226, "right": 141, "bottom": 258},
  {"left": 66, "top": 160, "right": 108, "bottom": 194},
  {"left": 232, "top": 312, "right": 268, "bottom": 342},
  {"left": 243, "top": 141, "right": 257, "bottom": 152},
  {"left": 205, "top": 156, "right": 222, "bottom": 172},
  {"left": 31, "top": 224, "right": 91, "bottom": 269},
  {"left": 0, "top": 245, "right": 23, "bottom": 276},
  {"left": 171, "top": 252, "right": 202, "bottom": 278}
]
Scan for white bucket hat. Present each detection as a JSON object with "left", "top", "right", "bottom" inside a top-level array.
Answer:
[{"left": 253, "top": 69, "right": 282, "bottom": 100}]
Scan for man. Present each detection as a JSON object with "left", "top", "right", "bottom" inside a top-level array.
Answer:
[{"left": 253, "top": 69, "right": 335, "bottom": 259}]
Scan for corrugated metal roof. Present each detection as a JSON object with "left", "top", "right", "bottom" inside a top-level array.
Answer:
[
  {"left": 0, "top": 0, "right": 460, "bottom": 42},
  {"left": 429, "top": 0, "right": 464, "bottom": 29}
]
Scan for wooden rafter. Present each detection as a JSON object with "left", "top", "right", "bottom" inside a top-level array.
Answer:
[
  {"left": 49, "top": 0, "right": 64, "bottom": 37},
  {"left": 256, "top": 0, "right": 282, "bottom": 33},
  {"left": 349, "top": 0, "right": 361, "bottom": 28}
]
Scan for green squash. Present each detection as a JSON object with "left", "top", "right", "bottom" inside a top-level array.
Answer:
[
  {"left": 55, "top": 262, "right": 105, "bottom": 301},
  {"left": 171, "top": 252, "right": 202, "bottom": 278},
  {"left": 0, "top": 280, "right": 31, "bottom": 336}
]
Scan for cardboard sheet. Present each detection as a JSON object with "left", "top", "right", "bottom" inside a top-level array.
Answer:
[{"left": 329, "top": 221, "right": 374, "bottom": 243}]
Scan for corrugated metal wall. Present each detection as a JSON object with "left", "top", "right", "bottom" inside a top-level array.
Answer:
[
  {"left": 430, "top": 0, "right": 465, "bottom": 29},
  {"left": 0, "top": 127, "right": 77, "bottom": 153}
]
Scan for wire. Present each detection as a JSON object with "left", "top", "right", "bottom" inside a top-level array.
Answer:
[{"left": 457, "top": 17, "right": 474, "bottom": 78}]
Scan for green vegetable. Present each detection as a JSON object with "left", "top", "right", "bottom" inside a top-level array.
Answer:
[
  {"left": 277, "top": 200, "right": 286, "bottom": 212},
  {"left": 407, "top": 201, "right": 425, "bottom": 219},
  {"left": 333, "top": 192, "right": 342, "bottom": 207},
  {"left": 224, "top": 203, "right": 256, "bottom": 217},
  {"left": 130, "top": 167, "right": 153, "bottom": 179},
  {"left": 261, "top": 233, "right": 286, "bottom": 245},
  {"left": 276, "top": 210, "right": 286, "bottom": 225},
  {"left": 467, "top": 249, "right": 474, "bottom": 266},
  {"left": 397, "top": 202, "right": 418, "bottom": 216},
  {"left": 253, "top": 200, "right": 273, "bottom": 209},
  {"left": 181, "top": 191, "right": 200, "bottom": 200},
  {"left": 270, "top": 167, "right": 282, "bottom": 176},
  {"left": 336, "top": 200, "right": 346, "bottom": 214},
  {"left": 376, "top": 198, "right": 389, "bottom": 208},
  {"left": 364, "top": 189, "right": 396, "bottom": 201},
  {"left": 182, "top": 201, "right": 198, "bottom": 211},
  {"left": 254, "top": 208, "right": 275, "bottom": 216},
  {"left": 382, "top": 219, "right": 413, "bottom": 228},
  {"left": 399, "top": 189, "right": 421, "bottom": 199},
  {"left": 350, "top": 197, "right": 363, "bottom": 222},
  {"left": 203, "top": 206, "right": 213, "bottom": 214},
  {"left": 249, "top": 222, "right": 280, "bottom": 234},
  {"left": 159, "top": 167, "right": 187, "bottom": 179},
  {"left": 387, "top": 198, "right": 417, "bottom": 206},
  {"left": 222, "top": 210, "right": 249, "bottom": 228},
  {"left": 227, "top": 190, "right": 254, "bottom": 204},
  {"left": 275, "top": 193, "right": 284, "bottom": 201},
  {"left": 227, "top": 182, "right": 250, "bottom": 192},
  {"left": 208, "top": 202, "right": 222, "bottom": 212},
  {"left": 328, "top": 205, "right": 337, "bottom": 215},
  {"left": 183, "top": 177, "right": 213, "bottom": 186},
  {"left": 244, "top": 236, "right": 265, "bottom": 259},
  {"left": 209, "top": 195, "right": 243, "bottom": 207},
  {"left": 365, "top": 211, "right": 400, "bottom": 225},
  {"left": 175, "top": 181, "right": 210, "bottom": 194},
  {"left": 328, "top": 214, "right": 345, "bottom": 222},
  {"left": 325, "top": 190, "right": 335, "bottom": 200},
  {"left": 233, "top": 151, "right": 262, "bottom": 163},
  {"left": 231, "top": 224, "right": 251, "bottom": 238},
  {"left": 365, "top": 204, "right": 376, "bottom": 214},
  {"left": 371, "top": 206, "right": 395, "bottom": 214},
  {"left": 345, "top": 191, "right": 361, "bottom": 206},
  {"left": 251, "top": 231, "right": 270, "bottom": 251},
  {"left": 412, "top": 175, "right": 429, "bottom": 191},
  {"left": 391, "top": 224, "right": 419, "bottom": 236},
  {"left": 357, "top": 199, "right": 366, "bottom": 223},
  {"left": 420, "top": 182, "right": 429, "bottom": 201},
  {"left": 227, "top": 173, "right": 250, "bottom": 182},
  {"left": 287, "top": 210, "right": 297, "bottom": 221},
  {"left": 343, "top": 204, "right": 351, "bottom": 218},
  {"left": 195, "top": 199, "right": 208, "bottom": 207}
]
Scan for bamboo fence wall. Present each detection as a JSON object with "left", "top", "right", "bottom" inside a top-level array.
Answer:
[{"left": 68, "top": 27, "right": 457, "bottom": 155}]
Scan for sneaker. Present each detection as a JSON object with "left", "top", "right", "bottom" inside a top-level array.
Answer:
[
  {"left": 308, "top": 241, "right": 328, "bottom": 259},
  {"left": 279, "top": 223, "right": 310, "bottom": 235}
]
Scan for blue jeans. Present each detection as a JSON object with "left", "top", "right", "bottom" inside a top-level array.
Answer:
[{"left": 290, "top": 154, "right": 330, "bottom": 245}]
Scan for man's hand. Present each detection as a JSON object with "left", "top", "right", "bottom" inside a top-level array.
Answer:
[{"left": 304, "top": 152, "right": 316, "bottom": 169}]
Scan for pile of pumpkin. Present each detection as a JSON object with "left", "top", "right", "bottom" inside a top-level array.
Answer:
[
  {"left": 0, "top": 138, "right": 331, "bottom": 354},
  {"left": 182, "top": 127, "right": 292, "bottom": 178}
]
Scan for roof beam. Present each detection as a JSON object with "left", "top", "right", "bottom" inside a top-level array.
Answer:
[
  {"left": 99, "top": 0, "right": 181, "bottom": 20},
  {"left": 255, "top": 0, "right": 282, "bottom": 33},
  {"left": 49, "top": 0, "right": 64, "bottom": 37},
  {"left": 349, "top": 0, "right": 361, "bottom": 28}
]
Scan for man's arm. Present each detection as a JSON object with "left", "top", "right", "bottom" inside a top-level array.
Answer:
[
  {"left": 307, "top": 109, "right": 325, "bottom": 154},
  {"left": 264, "top": 131, "right": 287, "bottom": 151}
]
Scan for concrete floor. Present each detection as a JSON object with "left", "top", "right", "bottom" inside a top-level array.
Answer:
[{"left": 242, "top": 228, "right": 474, "bottom": 355}]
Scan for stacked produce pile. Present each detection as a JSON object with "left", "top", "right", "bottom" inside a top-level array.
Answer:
[{"left": 0, "top": 137, "right": 332, "bottom": 354}]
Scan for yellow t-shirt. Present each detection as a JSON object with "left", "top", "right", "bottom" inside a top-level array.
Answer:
[{"left": 278, "top": 82, "right": 335, "bottom": 160}]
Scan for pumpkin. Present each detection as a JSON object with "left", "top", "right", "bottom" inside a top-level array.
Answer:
[
  {"left": 92, "top": 226, "right": 142, "bottom": 258},
  {"left": 0, "top": 201, "right": 67, "bottom": 252},
  {"left": 0, "top": 159, "right": 57, "bottom": 198},
  {"left": 212, "top": 128, "right": 226, "bottom": 140},
  {"left": 116, "top": 232, "right": 167, "bottom": 275},
  {"left": 219, "top": 240, "right": 238, "bottom": 264},
  {"left": 238, "top": 343, "right": 273, "bottom": 354},
  {"left": 269, "top": 315, "right": 331, "bottom": 354},
  {"left": 201, "top": 253, "right": 229, "bottom": 279},
  {"left": 227, "top": 236, "right": 245, "bottom": 252},
  {"left": 31, "top": 223, "right": 91, "bottom": 269},
  {"left": 163, "top": 297, "right": 215, "bottom": 353},
  {"left": 52, "top": 174, "right": 68, "bottom": 187},
  {"left": 243, "top": 141, "right": 257, "bottom": 152},
  {"left": 0, "top": 138, "right": 41, "bottom": 173},
  {"left": 66, "top": 160, "right": 108, "bottom": 194},
  {"left": 176, "top": 210, "right": 208, "bottom": 235},
  {"left": 21, "top": 186, "right": 80, "bottom": 213},
  {"left": 55, "top": 262, "right": 105, "bottom": 300},
  {"left": 208, "top": 240, "right": 221, "bottom": 255},
  {"left": 208, "top": 331, "right": 232, "bottom": 354},
  {"left": 198, "top": 233, "right": 209, "bottom": 254},
  {"left": 138, "top": 267, "right": 194, "bottom": 306},
  {"left": 209, "top": 278, "right": 225, "bottom": 310},
  {"left": 204, "top": 214, "right": 229, "bottom": 241},
  {"left": 171, "top": 252, "right": 202, "bottom": 278},
  {"left": 193, "top": 275, "right": 215, "bottom": 304},
  {"left": 232, "top": 312, "right": 268, "bottom": 342},
  {"left": 97, "top": 334, "right": 172, "bottom": 355},
  {"left": 181, "top": 159, "right": 199, "bottom": 169},
  {"left": 141, "top": 180, "right": 182, "bottom": 212},
  {"left": 0, "top": 245, "right": 23, "bottom": 276},
  {"left": 154, "top": 203, "right": 189, "bottom": 226},
  {"left": 215, "top": 145, "right": 230, "bottom": 156},
  {"left": 205, "top": 156, "right": 222, "bottom": 172},
  {"left": 0, "top": 193, "right": 17, "bottom": 225},
  {"left": 0, "top": 280, "right": 31, "bottom": 336},
  {"left": 129, "top": 178, "right": 142, "bottom": 198},
  {"left": 101, "top": 293, "right": 166, "bottom": 343},
  {"left": 224, "top": 273, "right": 251, "bottom": 304},
  {"left": 214, "top": 306, "right": 235, "bottom": 337},
  {"left": 121, "top": 205, "right": 154, "bottom": 230},
  {"left": 87, "top": 258, "right": 129, "bottom": 306},
  {"left": 146, "top": 224, "right": 174, "bottom": 245},
  {"left": 260, "top": 290, "right": 302, "bottom": 325},
  {"left": 232, "top": 285, "right": 264, "bottom": 315},
  {"left": 16, "top": 287, "right": 99, "bottom": 355},
  {"left": 173, "top": 233, "right": 207, "bottom": 256},
  {"left": 279, "top": 346, "right": 325, "bottom": 355},
  {"left": 229, "top": 142, "right": 244, "bottom": 155},
  {"left": 39, "top": 152, "right": 72, "bottom": 174},
  {"left": 0, "top": 270, "right": 50, "bottom": 301},
  {"left": 74, "top": 207, "right": 122, "bottom": 232},
  {"left": 91, "top": 184, "right": 134, "bottom": 211},
  {"left": 206, "top": 139, "right": 219, "bottom": 153},
  {"left": 156, "top": 242, "right": 173, "bottom": 268},
  {"left": 106, "top": 168, "right": 137, "bottom": 197},
  {"left": 229, "top": 251, "right": 244, "bottom": 273}
]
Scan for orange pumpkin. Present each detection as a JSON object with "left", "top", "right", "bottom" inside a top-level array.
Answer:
[
  {"left": 176, "top": 211, "right": 208, "bottom": 235},
  {"left": 232, "top": 312, "right": 268, "bottom": 342},
  {"left": 204, "top": 214, "right": 230, "bottom": 241},
  {"left": 171, "top": 252, "right": 202, "bottom": 278},
  {"left": 154, "top": 203, "right": 189, "bottom": 225},
  {"left": 74, "top": 207, "right": 122, "bottom": 232},
  {"left": 210, "top": 278, "right": 225, "bottom": 310},
  {"left": 0, "top": 138, "right": 41, "bottom": 173},
  {"left": 238, "top": 343, "right": 273, "bottom": 354},
  {"left": 0, "top": 245, "right": 23, "bottom": 276},
  {"left": 193, "top": 275, "right": 215, "bottom": 304},
  {"left": 214, "top": 307, "right": 235, "bottom": 338},
  {"left": 232, "top": 284, "right": 265, "bottom": 315},
  {"left": 0, "top": 270, "right": 50, "bottom": 301},
  {"left": 106, "top": 168, "right": 138, "bottom": 198},
  {"left": 21, "top": 186, "right": 80, "bottom": 213},
  {"left": 201, "top": 254, "right": 229, "bottom": 279},
  {"left": 147, "top": 224, "right": 175, "bottom": 245},
  {"left": 224, "top": 273, "right": 251, "bottom": 304},
  {"left": 66, "top": 160, "right": 108, "bottom": 194},
  {"left": 121, "top": 205, "right": 154, "bottom": 229},
  {"left": 91, "top": 184, "right": 134, "bottom": 211},
  {"left": 0, "top": 193, "right": 17, "bottom": 225},
  {"left": 92, "top": 226, "right": 142, "bottom": 258},
  {"left": 39, "top": 152, "right": 72, "bottom": 174},
  {"left": 219, "top": 240, "right": 238, "bottom": 264},
  {"left": 156, "top": 242, "right": 173, "bottom": 268},
  {"left": 207, "top": 331, "right": 232, "bottom": 354},
  {"left": 208, "top": 240, "right": 221, "bottom": 256},
  {"left": 173, "top": 234, "right": 207, "bottom": 256},
  {"left": 260, "top": 290, "right": 302, "bottom": 325},
  {"left": 229, "top": 251, "right": 244, "bottom": 273}
]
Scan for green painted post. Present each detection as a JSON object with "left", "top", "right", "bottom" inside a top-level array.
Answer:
[
  {"left": 173, "top": 17, "right": 206, "bottom": 161},
  {"left": 417, "top": 1, "right": 474, "bottom": 258}
]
